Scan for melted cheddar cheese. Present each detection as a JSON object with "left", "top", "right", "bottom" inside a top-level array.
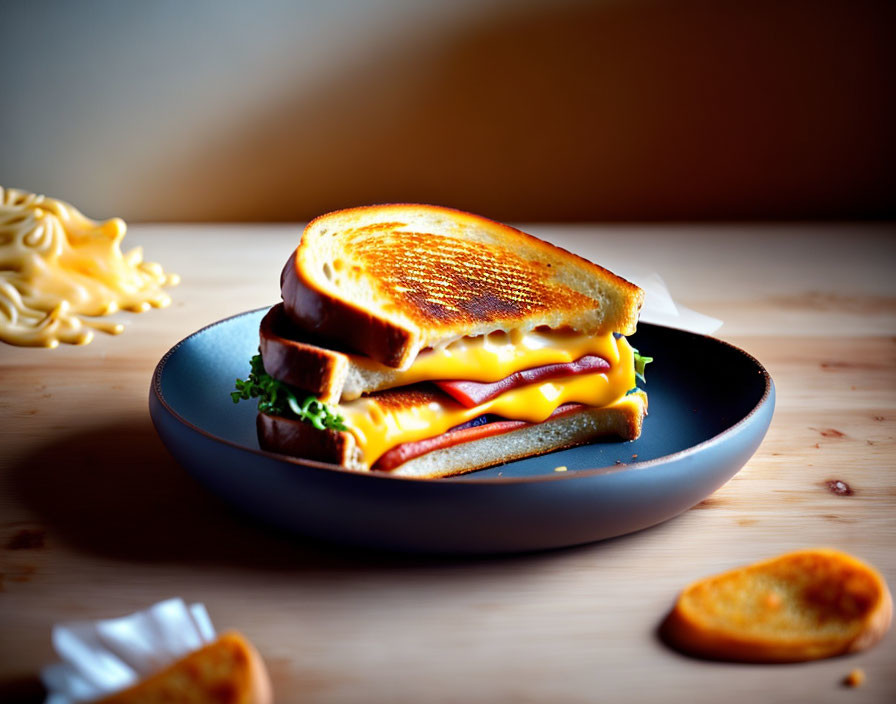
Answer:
[
  {"left": 339, "top": 327, "right": 623, "bottom": 399},
  {"left": 342, "top": 334, "right": 636, "bottom": 467},
  {"left": 0, "top": 187, "right": 178, "bottom": 348}
]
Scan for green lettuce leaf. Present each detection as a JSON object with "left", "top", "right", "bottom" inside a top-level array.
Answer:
[
  {"left": 231, "top": 354, "right": 347, "bottom": 431},
  {"left": 632, "top": 347, "right": 654, "bottom": 384}
]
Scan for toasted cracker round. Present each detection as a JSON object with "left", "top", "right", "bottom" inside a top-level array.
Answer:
[{"left": 662, "top": 548, "right": 892, "bottom": 662}]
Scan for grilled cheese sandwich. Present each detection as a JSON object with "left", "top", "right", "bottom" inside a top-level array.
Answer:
[{"left": 235, "top": 204, "right": 649, "bottom": 478}]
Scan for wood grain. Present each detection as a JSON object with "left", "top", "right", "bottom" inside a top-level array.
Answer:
[{"left": 1, "top": 223, "right": 894, "bottom": 703}]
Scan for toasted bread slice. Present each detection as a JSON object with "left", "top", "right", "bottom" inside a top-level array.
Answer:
[
  {"left": 257, "top": 391, "right": 647, "bottom": 478},
  {"left": 282, "top": 204, "right": 644, "bottom": 368},
  {"left": 94, "top": 631, "right": 272, "bottom": 704},
  {"left": 257, "top": 409, "right": 363, "bottom": 470},
  {"left": 662, "top": 548, "right": 893, "bottom": 663}
]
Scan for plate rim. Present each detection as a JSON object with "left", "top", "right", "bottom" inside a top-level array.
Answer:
[{"left": 151, "top": 307, "right": 774, "bottom": 485}]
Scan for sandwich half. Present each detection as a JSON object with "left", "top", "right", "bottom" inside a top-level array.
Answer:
[{"left": 233, "top": 204, "right": 649, "bottom": 479}]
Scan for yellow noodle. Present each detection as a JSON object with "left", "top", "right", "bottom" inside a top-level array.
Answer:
[{"left": 0, "top": 187, "right": 177, "bottom": 347}]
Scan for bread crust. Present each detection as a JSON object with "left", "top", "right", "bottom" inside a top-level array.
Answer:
[
  {"left": 661, "top": 548, "right": 893, "bottom": 663},
  {"left": 256, "top": 412, "right": 363, "bottom": 470},
  {"left": 285, "top": 204, "right": 643, "bottom": 368},
  {"left": 281, "top": 251, "right": 416, "bottom": 368},
  {"left": 259, "top": 302, "right": 418, "bottom": 403},
  {"left": 259, "top": 303, "right": 348, "bottom": 403}
]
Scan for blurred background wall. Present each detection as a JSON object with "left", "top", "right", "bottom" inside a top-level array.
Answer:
[{"left": 1, "top": 0, "right": 893, "bottom": 223}]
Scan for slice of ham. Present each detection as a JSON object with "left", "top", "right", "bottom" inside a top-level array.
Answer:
[
  {"left": 434, "top": 354, "right": 610, "bottom": 408},
  {"left": 373, "top": 403, "right": 584, "bottom": 472}
]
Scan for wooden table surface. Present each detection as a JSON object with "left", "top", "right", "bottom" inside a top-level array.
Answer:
[{"left": 1, "top": 222, "right": 894, "bottom": 703}]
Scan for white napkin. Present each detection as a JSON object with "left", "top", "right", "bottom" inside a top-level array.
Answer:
[{"left": 42, "top": 598, "right": 216, "bottom": 704}]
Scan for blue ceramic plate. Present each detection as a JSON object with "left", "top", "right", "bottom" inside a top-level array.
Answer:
[{"left": 150, "top": 309, "right": 774, "bottom": 553}]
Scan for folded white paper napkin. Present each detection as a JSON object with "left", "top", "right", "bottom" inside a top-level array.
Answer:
[{"left": 42, "top": 598, "right": 216, "bottom": 704}]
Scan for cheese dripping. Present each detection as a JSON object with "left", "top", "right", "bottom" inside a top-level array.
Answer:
[{"left": 0, "top": 187, "right": 178, "bottom": 348}]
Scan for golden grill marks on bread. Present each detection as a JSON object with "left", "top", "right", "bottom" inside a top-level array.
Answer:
[
  {"left": 662, "top": 548, "right": 893, "bottom": 663},
  {"left": 282, "top": 204, "right": 644, "bottom": 369}
]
